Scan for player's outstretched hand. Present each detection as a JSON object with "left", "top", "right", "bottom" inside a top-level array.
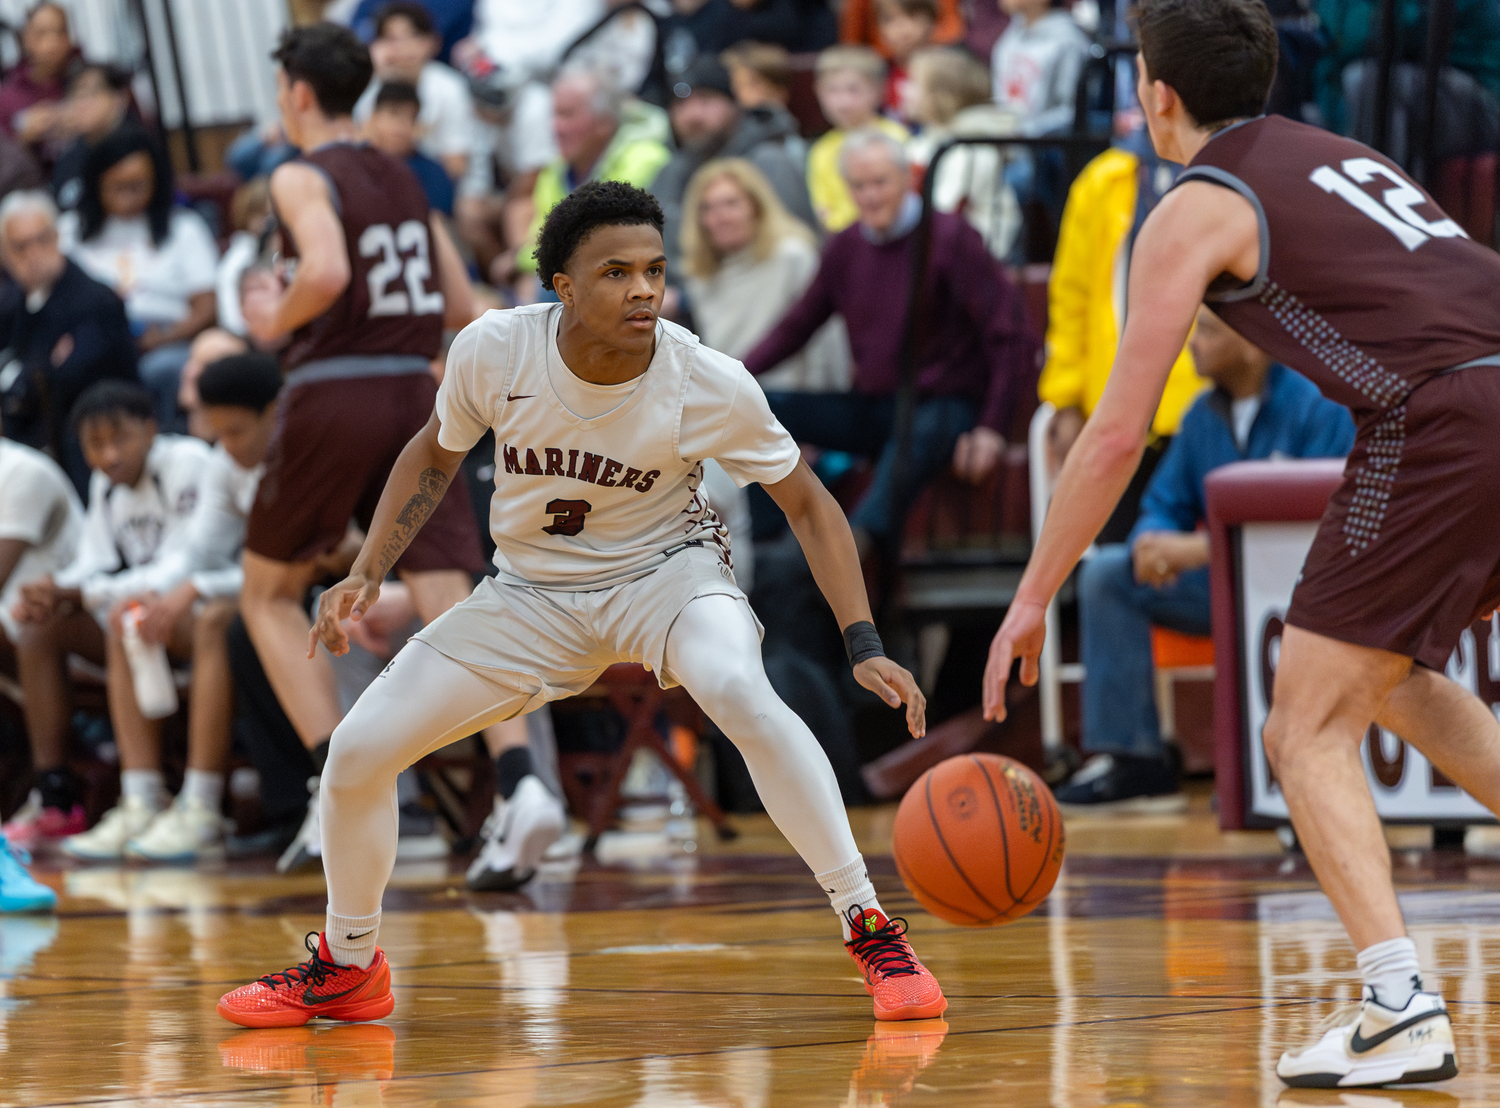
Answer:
[
  {"left": 855, "top": 657, "right": 927, "bottom": 738},
  {"left": 308, "top": 573, "right": 382, "bottom": 659},
  {"left": 982, "top": 598, "right": 1047, "bottom": 723}
]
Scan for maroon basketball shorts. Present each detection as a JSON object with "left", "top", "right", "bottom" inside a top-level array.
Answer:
[
  {"left": 1287, "top": 364, "right": 1500, "bottom": 669},
  {"left": 245, "top": 373, "right": 485, "bottom": 574}
]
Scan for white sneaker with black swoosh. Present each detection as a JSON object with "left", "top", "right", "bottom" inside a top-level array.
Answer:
[{"left": 1277, "top": 989, "right": 1457, "bottom": 1088}]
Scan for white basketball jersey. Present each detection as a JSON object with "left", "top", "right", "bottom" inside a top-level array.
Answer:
[{"left": 435, "top": 304, "right": 800, "bottom": 590}]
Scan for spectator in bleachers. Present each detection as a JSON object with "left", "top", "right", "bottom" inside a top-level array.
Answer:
[
  {"left": 991, "top": 0, "right": 1090, "bottom": 136},
  {"left": 57, "top": 354, "right": 280, "bottom": 863},
  {"left": 652, "top": 56, "right": 815, "bottom": 273},
  {"left": 0, "top": 189, "right": 138, "bottom": 496},
  {"left": 177, "top": 329, "right": 249, "bottom": 442},
  {"left": 807, "top": 45, "right": 909, "bottom": 232},
  {"left": 364, "top": 82, "right": 457, "bottom": 216},
  {"left": 513, "top": 64, "right": 671, "bottom": 299},
  {"left": 349, "top": 0, "right": 474, "bottom": 64},
  {"left": 1316, "top": 0, "right": 1500, "bottom": 155},
  {"left": 354, "top": 1, "right": 477, "bottom": 185},
  {"left": 722, "top": 41, "right": 795, "bottom": 113},
  {"left": 0, "top": 2, "right": 75, "bottom": 168},
  {"left": 1, "top": 381, "right": 209, "bottom": 852},
  {"left": 51, "top": 64, "right": 134, "bottom": 213},
  {"left": 215, "top": 179, "right": 271, "bottom": 339},
  {"left": 0, "top": 410, "right": 82, "bottom": 683},
  {"left": 1040, "top": 133, "right": 1203, "bottom": 542},
  {"left": 682, "top": 0, "right": 838, "bottom": 55},
  {"left": 1058, "top": 309, "right": 1355, "bottom": 810},
  {"left": 875, "top": 0, "right": 938, "bottom": 120},
  {"left": 905, "top": 45, "right": 1022, "bottom": 258},
  {"left": 841, "top": 0, "right": 964, "bottom": 58},
  {"left": 744, "top": 128, "right": 1034, "bottom": 552},
  {"left": 59, "top": 128, "right": 219, "bottom": 433},
  {"left": 680, "top": 157, "right": 848, "bottom": 391}
]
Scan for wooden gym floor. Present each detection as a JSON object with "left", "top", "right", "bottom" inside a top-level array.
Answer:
[{"left": 3, "top": 785, "right": 1500, "bottom": 1106}]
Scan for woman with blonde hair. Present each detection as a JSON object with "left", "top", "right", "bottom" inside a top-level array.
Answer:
[
  {"left": 905, "top": 46, "right": 1023, "bottom": 259},
  {"left": 681, "top": 157, "right": 849, "bottom": 393}
]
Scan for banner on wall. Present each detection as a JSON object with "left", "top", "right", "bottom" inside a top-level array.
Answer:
[{"left": 1237, "top": 520, "right": 1496, "bottom": 824}]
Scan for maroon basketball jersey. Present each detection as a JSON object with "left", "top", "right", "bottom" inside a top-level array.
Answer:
[
  {"left": 278, "top": 142, "right": 445, "bottom": 370},
  {"left": 1180, "top": 115, "right": 1500, "bottom": 417}
]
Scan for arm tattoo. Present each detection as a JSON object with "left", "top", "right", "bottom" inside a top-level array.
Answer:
[{"left": 375, "top": 467, "right": 451, "bottom": 577}]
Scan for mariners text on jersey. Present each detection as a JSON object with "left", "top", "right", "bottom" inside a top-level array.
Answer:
[{"left": 500, "top": 444, "right": 660, "bottom": 493}]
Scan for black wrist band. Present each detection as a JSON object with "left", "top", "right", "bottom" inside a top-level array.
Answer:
[{"left": 843, "top": 620, "right": 885, "bottom": 666}]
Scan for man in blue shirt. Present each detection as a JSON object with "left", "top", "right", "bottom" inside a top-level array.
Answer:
[{"left": 1056, "top": 306, "right": 1356, "bottom": 809}]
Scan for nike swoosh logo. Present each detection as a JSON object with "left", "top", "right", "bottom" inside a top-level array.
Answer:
[
  {"left": 346, "top": 930, "right": 374, "bottom": 940},
  {"left": 303, "top": 982, "right": 362, "bottom": 1005},
  {"left": 507, "top": 394, "right": 535, "bottom": 401},
  {"left": 1349, "top": 1008, "right": 1445, "bottom": 1054}
]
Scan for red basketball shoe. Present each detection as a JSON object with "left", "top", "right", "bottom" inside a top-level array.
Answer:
[
  {"left": 217, "top": 932, "right": 394, "bottom": 1028},
  {"left": 844, "top": 906, "right": 948, "bottom": 1021}
]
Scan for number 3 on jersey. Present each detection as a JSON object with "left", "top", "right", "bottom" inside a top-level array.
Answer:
[
  {"left": 360, "top": 220, "right": 445, "bottom": 317},
  {"left": 543, "top": 499, "right": 592, "bottom": 537},
  {"left": 1311, "top": 158, "right": 1468, "bottom": 251}
]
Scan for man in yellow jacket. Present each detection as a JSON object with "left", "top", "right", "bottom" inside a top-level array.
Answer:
[{"left": 1038, "top": 134, "right": 1204, "bottom": 541}]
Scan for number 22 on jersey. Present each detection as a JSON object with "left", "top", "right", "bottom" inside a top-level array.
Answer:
[
  {"left": 1311, "top": 158, "right": 1468, "bottom": 251},
  {"left": 359, "top": 220, "right": 445, "bottom": 317}
]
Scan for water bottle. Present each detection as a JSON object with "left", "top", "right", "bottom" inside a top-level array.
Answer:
[{"left": 121, "top": 602, "right": 178, "bottom": 719}]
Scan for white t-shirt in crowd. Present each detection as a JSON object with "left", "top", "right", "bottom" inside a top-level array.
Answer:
[
  {"left": 0, "top": 440, "right": 83, "bottom": 642},
  {"left": 434, "top": 303, "right": 799, "bottom": 590},
  {"left": 1231, "top": 396, "right": 1262, "bottom": 452},
  {"left": 54, "top": 433, "right": 212, "bottom": 616},
  {"left": 128, "top": 445, "right": 261, "bottom": 601},
  {"left": 60, "top": 208, "right": 220, "bottom": 326},
  {"left": 355, "top": 62, "right": 477, "bottom": 165}
]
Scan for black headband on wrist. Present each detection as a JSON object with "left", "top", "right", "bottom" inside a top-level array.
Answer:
[{"left": 843, "top": 620, "right": 885, "bottom": 666}]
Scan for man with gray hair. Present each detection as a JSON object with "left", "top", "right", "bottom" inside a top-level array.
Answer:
[
  {"left": 511, "top": 63, "right": 671, "bottom": 301},
  {"left": 744, "top": 128, "right": 1036, "bottom": 555},
  {"left": 0, "top": 189, "right": 138, "bottom": 494}
]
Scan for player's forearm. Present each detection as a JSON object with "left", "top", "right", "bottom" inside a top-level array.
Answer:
[
  {"left": 270, "top": 264, "right": 347, "bottom": 339},
  {"left": 352, "top": 418, "right": 466, "bottom": 581},
  {"left": 784, "top": 486, "right": 875, "bottom": 632},
  {"left": 1016, "top": 415, "right": 1145, "bottom": 608}
]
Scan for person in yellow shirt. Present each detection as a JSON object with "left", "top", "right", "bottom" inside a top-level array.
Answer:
[
  {"left": 1039, "top": 132, "right": 1204, "bottom": 541},
  {"left": 806, "top": 46, "right": 909, "bottom": 233}
]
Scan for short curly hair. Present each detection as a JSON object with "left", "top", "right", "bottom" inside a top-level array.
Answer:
[{"left": 534, "top": 181, "right": 665, "bottom": 292}]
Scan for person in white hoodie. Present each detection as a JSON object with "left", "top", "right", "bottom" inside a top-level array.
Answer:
[
  {"left": 3, "top": 380, "right": 209, "bottom": 851},
  {"left": 61, "top": 355, "right": 280, "bottom": 863},
  {"left": 991, "top": 0, "right": 1091, "bottom": 137}
]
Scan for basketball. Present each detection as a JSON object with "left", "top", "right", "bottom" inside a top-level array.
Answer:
[{"left": 893, "top": 754, "right": 1065, "bottom": 926}]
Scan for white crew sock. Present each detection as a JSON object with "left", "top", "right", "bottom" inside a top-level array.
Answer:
[
  {"left": 1357, "top": 936, "right": 1423, "bottom": 1010},
  {"left": 816, "top": 856, "right": 884, "bottom": 941},
  {"left": 180, "top": 769, "right": 224, "bottom": 811},
  {"left": 120, "top": 769, "right": 167, "bottom": 810},
  {"left": 326, "top": 909, "right": 381, "bottom": 969}
]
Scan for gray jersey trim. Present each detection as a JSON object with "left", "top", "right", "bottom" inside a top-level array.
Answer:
[
  {"left": 285, "top": 354, "right": 431, "bottom": 388},
  {"left": 1171, "top": 164, "right": 1270, "bottom": 303}
]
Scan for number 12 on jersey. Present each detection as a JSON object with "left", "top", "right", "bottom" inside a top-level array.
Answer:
[{"left": 1310, "top": 158, "right": 1468, "bottom": 251}]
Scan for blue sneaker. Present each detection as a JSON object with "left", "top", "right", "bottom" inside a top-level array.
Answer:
[{"left": 0, "top": 834, "right": 57, "bottom": 913}]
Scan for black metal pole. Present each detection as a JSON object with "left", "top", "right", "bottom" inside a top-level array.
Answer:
[
  {"left": 157, "top": 0, "right": 200, "bottom": 172},
  {"left": 125, "top": 0, "right": 168, "bottom": 152},
  {"left": 1372, "top": 0, "right": 1398, "bottom": 155},
  {"left": 1420, "top": 0, "right": 1456, "bottom": 185}
]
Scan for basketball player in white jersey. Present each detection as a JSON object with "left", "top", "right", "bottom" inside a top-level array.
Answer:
[{"left": 218, "top": 181, "right": 948, "bottom": 1029}]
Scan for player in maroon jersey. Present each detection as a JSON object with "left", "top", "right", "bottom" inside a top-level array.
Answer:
[
  {"left": 984, "top": 0, "right": 1500, "bottom": 1088},
  {"left": 236, "top": 24, "right": 496, "bottom": 870}
]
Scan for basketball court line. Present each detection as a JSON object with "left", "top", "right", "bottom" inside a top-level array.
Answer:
[{"left": 15, "top": 998, "right": 1328, "bottom": 1108}]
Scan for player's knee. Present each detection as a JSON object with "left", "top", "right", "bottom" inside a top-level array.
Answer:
[{"left": 322, "top": 723, "right": 398, "bottom": 797}]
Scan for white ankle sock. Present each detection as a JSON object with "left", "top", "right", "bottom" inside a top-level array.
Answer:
[
  {"left": 326, "top": 909, "right": 381, "bottom": 969},
  {"left": 816, "top": 856, "right": 883, "bottom": 941},
  {"left": 1357, "top": 936, "right": 1423, "bottom": 1009},
  {"left": 120, "top": 770, "right": 166, "bottom": 809},
  {"left": 180, "top": 769, "right": 224, "bottom": 811}
]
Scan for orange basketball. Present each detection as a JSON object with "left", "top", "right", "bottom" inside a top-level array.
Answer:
[{"left": 893, "top": 753, "right": 1065, "bottom": 926}]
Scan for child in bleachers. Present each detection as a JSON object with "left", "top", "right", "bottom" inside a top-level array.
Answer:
[
  {"left": 991, "top": 0, "right": 1091, "bottom": 136},
  {"left": 2, "top": 381, "right": 210, "bottom": 851},
  {"left": 722, "top": 42, "right": 796, "bottom": 112},
  {"left": 59, "top": 354, "right": 281, "bottom": 863},
  {"left": 807, "top": 45, "right": 909, "bottom": 232},
  {"left": 876, "top": 0, "right": 939, "bottom": 121},
  {"left": 215, "top": 178, "right": 271, "bottom": 339},
  {"left": 363, "top": 81, "right": 456, "bottom": 217}
]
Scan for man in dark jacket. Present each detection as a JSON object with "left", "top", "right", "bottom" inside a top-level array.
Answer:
[
  {"left": 0, "top": 189, "right": 138, "bottom": 494},
  {"left": 652, "top": 55, "right": 815, "bottom": 270}
]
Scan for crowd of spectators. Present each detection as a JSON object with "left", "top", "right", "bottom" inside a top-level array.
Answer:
[{"left": 1, "top": 0, "right": 1497, "bottom": 883}]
